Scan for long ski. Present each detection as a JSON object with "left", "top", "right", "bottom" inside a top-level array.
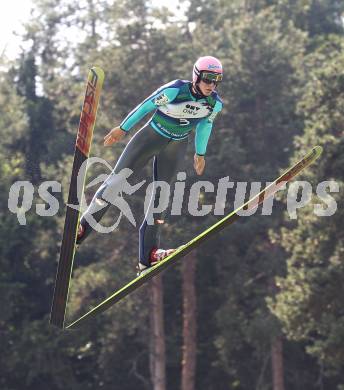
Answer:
[
  {"left": 66, "top": 145, "right": 322, "bottom": 330},
  {"left": 50, "top": 67, "right": 104, "bottom": 328}
]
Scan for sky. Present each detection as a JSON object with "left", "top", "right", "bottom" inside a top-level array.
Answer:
[
  {"left": 0, "top": 0, "right": 186, "bottom": 60},
  {"left": 0, "top": 0, "right": 33, "bottom": 59}
]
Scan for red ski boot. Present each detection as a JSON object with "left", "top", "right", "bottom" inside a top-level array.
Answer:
[{"left": 137, "top": 247, "right": 176, "bottom": 276}]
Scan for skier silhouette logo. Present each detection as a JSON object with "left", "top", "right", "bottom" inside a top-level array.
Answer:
[{"left": 69, "top": 157, "right": 146, "bottom": 233}]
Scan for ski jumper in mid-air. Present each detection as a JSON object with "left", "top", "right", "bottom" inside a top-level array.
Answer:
[{"left": 76, "top": 56, "right": 223, "bottom": 274}]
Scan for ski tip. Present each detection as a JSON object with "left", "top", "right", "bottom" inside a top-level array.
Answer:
[
  {"left": 313, "top": 145, "right": 323, "bottom": 158},
  {"left": 91, "top": 66, "right": 105, "bottom": 79}
]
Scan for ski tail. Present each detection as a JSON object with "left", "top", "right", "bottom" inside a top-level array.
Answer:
[{"left": 50, "top": 67, "right": 104, "bottom": 329}]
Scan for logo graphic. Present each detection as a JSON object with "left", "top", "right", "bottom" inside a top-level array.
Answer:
[
  {"left": 154, "top": 93, "right": 170, "bottom": 106},
  {"left": 76, "top": 68, "right": 99, "bottom": 156},
  {"left": 201, "top": 102, "right": 213, "bottom": 112},
  {"left": 182, "top": 104, "right": 201, "bottom": 116},
  {"left": 69, "top": 157, "right": 146, "bottom": 233},
  {"left": 7, "top": 157, "right": 340, "bottom": 227},
  {"left": 179, "top": 118, "right": 190, "bottom": 126},
  {"left": 207, "top": 111, "right": 218, "bottom": 122}
]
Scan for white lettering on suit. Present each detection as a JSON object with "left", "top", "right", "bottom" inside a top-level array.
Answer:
[{"left": 158, "top": 101, "right": 212, "bottom": 119}]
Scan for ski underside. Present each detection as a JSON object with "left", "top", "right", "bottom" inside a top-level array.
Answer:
[
  {"left": 50, "top": 67, "right": 104, "bottom": 329},
  {"left": 65, "top": 145, "right": 322, "bottom": 330}
]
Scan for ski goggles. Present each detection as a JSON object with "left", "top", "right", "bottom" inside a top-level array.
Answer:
[{"left": 200, "top": 72, "right": 223, "bottom": 84}]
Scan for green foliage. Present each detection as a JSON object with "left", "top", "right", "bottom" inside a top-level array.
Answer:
[
  {"left": 269, "top": 35, "right": 344, "bottom": 381},
  {"left": 274, "top": 0, "right": 344, "bottom": 38},
  {"left": 0, "top": 0, "right": 343, "bottom": 389}
]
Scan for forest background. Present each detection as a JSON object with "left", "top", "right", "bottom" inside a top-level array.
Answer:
[{"left": 0, "top": 0, "right": 343, "bottom": 389}]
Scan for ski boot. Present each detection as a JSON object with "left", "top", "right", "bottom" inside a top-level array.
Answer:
[
  {"left": 75, "top": 222, "right": 86, "bottom": 248},
  {"left": 137, "top": 247, "right": 176, "bottom": 276}
]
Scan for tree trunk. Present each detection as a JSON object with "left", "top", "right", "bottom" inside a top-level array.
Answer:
[
  {"left": 181, "top": 251, "right": 197, "bottom": 390},
  {"left": 271, "top": 335, "right": 285, "bottom": 390},
  {"left": 149, "top": 274, "right": 166, "bottom": 390}
]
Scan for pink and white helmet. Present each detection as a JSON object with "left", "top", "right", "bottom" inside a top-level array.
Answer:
[{"left": 192, "top": 56, "right": 223, "bottom": 83}]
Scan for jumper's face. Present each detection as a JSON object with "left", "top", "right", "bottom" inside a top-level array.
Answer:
[{"left": 197, "top": 79, "right": 217, "bottom": 96}]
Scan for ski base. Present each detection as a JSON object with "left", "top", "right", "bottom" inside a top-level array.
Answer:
[{"left": 50, "top": 67, "right": 104, "bottom": 329}]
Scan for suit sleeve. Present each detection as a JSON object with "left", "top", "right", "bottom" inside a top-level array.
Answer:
[
  {"left": 195, "top": 100, "right": 223, "bottom": 156},
  {"left": 120, "top": 87, "right": 179, "bottom": 132}
]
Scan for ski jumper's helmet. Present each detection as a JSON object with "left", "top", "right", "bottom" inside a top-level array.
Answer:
[{"left": 192, "top": 56, "right": 223, "bottom": 83}]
